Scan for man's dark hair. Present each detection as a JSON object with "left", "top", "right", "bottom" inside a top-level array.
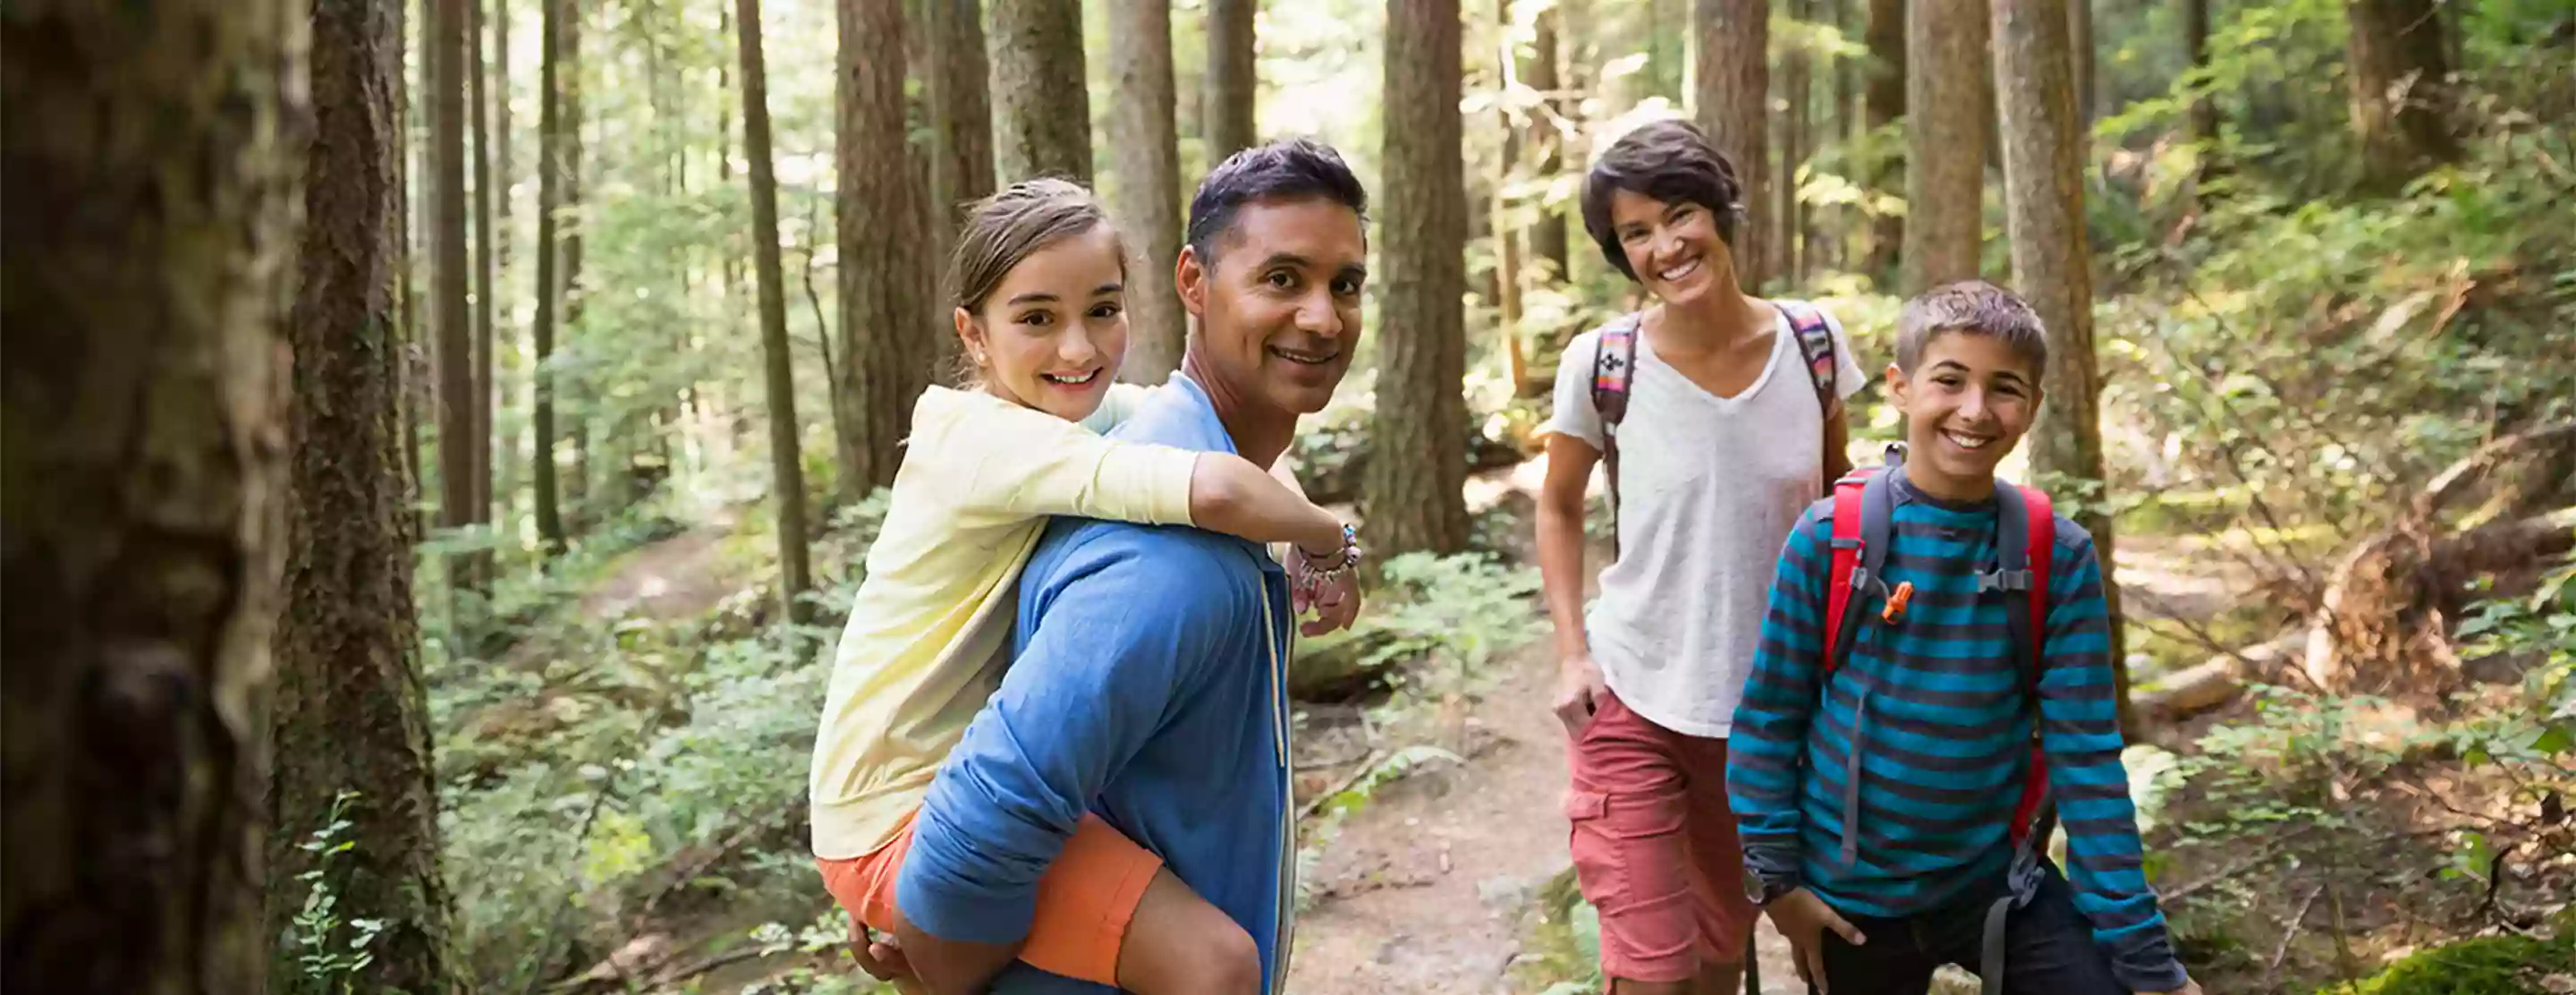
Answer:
[
  {"left": 1185, "top": 137, "right": 1368, "bottom": 263},
  {"left": 1579, "top": 119, "right": 1747, "bottom": 282}
]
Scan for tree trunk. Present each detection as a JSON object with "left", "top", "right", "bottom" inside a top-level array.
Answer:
[
  {"left": 0, "top": 1, "right": 301, "bottom": 990},
  {"left": 531, "top": 0, "right": 567, "bottom": 555},
  {"left": 433, "top": 0, "right": 483, "bottom": 599},
  {"left": 1205, "top": 0, "right": 1260, "bottom": 166},
  {"left": 837, "top": 0, "right": 925, "bottom": 498},
  {"left": 560, "top": 0, "right": 589, "bottom": 528},
  {"left": 1110, "top": 0, "right": 1186, "bottom": 384},
  {"left": 1900, "top": 0, "right": 1985, "bottom": 293},
  {"left": 737, "top": 0, "right": 815, "bottom": 624},
  {"left": 1693, "top": 0, "right": 1770, "bottom": 290},
  {"left": 267, "top": 4, "right": 463, "bottom": 990},
  {"left": 2345, "top": 0, "right": 2458, "bottom": 191},
  {"left": 1369, "top": 0, "right": 1471, "bottom": 557},
  {"left": 1527, "top": 4, "right": 1570, "bottom": 284},
  {"left": 988, "top": 0, "right": 1093, "bottom": 183},
  {"left": 402, "top": 0, "right": 430, "bottom": 544},
  {"left": 2185, "top": 0, "right": 2218, "bottom": 180},
  {"left": 1831, "top": 0, "right": 1857, "bottom": 273},
  {"left": 493, "top": 0, "right": 515, "bottom": 526},
  {"left": 1991, "top": 0, "right": 2131, "bottom": 735},
  {"left": 1863, "top": 0, "right": 1904, "bottom": 281},
  {"left": 1496, "top": 0, "right": 1527, "bottom": 388},
  {"left": 2070, "top": 0, "right": 2094, "bottom": 128},
  {"left": 1780, "top": 0, "right": 1810, "bottom": 285},
  {"left": 470, "top": 0, "right": 497, "bottom": 547},
  {"left": 927, "top": 0, "right": 996, "bottom": 289}
]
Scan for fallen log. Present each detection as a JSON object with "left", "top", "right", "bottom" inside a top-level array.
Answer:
[{"left": 2135, "top": 632, "right": 2308, "bottom": 721}]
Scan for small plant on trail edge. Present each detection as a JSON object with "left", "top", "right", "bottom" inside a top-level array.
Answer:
[
  {"left": 287, "top": 789, "right": 390, "bottom": 995},
  {"left": 736, "top": 908, "right": 889, "bottom": 994}
]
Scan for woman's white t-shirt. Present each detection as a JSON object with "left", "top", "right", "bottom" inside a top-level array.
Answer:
[{"left": 1547, "top": 303, "right": 1868, "bottom": 737}]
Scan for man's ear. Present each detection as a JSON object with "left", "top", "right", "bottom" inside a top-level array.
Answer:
[{"left": 1176, "top": 245, "right": 1208, "bottom": 318}]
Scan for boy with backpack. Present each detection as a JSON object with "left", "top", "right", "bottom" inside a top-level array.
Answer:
[
  {"left": 1727, "top": 281, "right": 2201, "bottom": 995},
  {"left": 1537, "top": 118, "right": 1867, "bottom": 994}
]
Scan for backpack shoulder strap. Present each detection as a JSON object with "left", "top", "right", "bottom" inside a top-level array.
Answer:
[
  {"left": 1589, "top": 315, "right": 1643, "bottom": 545},
  {"left": 1990, "top": 483, "right": 2058, "bottom": 848},
  {"left": 1590, "top": 316, "right": 1640, "bottom": 429},
  {"left": 1774, "top": 299, "right": 1840, "bottom": 412},
  {"left": 1824, "top": 465, "right": 1895, "bottom": 681}
]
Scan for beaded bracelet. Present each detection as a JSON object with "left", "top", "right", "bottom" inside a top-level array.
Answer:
[{"left": 1295, "top": 523, "right": 1363, "bottom": 596}]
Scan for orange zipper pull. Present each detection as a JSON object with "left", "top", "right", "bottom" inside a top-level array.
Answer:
[{"left": 1882, "top": 581, "right": 1915, "bottom": 624}]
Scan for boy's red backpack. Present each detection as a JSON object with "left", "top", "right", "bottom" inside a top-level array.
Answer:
[
  {"left": 1824, "top": 446, "right": 2063, "bottom": 995},
  {"left": 1589, "top": 299, "right": 1842, "bottom": 534}
]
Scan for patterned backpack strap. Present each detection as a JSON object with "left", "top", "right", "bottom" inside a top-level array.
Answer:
[
  {"left": 1589, "top": 314, "right": 1643, "bottom": 544},
  {"left": 1775, "top": 299, "right": 1840, "bottom": 412}
]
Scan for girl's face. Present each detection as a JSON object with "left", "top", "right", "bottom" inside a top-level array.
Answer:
[
  {"left": 956, "top": 225, "right": 1131, "bottom": 421},
  {"left": 1606, "top": 187, "right": 1738, "bottom": 306}
]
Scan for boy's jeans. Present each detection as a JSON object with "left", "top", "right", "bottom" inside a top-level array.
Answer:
[{"left": 1809, "top": 861, "right": 2124, "bottom": 995}]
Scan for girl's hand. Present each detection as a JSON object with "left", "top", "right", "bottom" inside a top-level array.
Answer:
[{"left": 1289, "top": 544, "right": 1363, "bottom": 635}]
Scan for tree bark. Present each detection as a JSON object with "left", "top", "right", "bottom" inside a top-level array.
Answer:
[
  {"left": 2070, "top": 0, "right": 2094, "bottom": 128},
  {"left": 1900, "top": 0, "right": 1985, "bottom": 293},
  {"left": 2185, "top": 0, "right": 2218, "bottom": 179},
  {"left": 267, "top": 4, "right": 462, "bottom": 990},
  {"left": 560, "top": 5, "right": 588, "bottom": 526},
  {"left": 737, "top": 0, "right": 815, "bottom": 624},
  {"left": 531, "top": 0, "right": 567, "bottom": 555},
  {"left": 433, "top": 0, "right": 484, "bottom": 598},
  {"left": 493, "top": 0, "right": 515, "bottom": 525},
  {"left": 927, "top": 0, "right": 996, "bottom": 283},
  {"left": 470, "top": 0, "right": 497, "bottom": 545},
  {"left": 0, "top": 1, "right": 301, "bottom": 990},
  {"left": 1110, "top": 0, "right": 1186, "bottom": 384},
  {"left": 1368, "top": 0, "right": 1472, "bottom": 557},
  {"left": 1992, "top": 0, "right": 2131, "bottom": 734},
  {"left": 1780, "top": 0, "right": 1811, "bottom": 285},
  {"left": 1863, "top": 0, "right": 1904, "bottom": 280},
  {"left": 1527, "top": 4, "right": 1570, "bottom": 284},
  {"left": 1205, "top": 0, "right": 1260, "bottom": 166},
  {"left": 1693, "top": 0, "right": 1771, "bottom": 290},
  {"left": 837, "top": 0, "right": 926, "bottom": 498},
  {"left": 2345, "top": 0, "right": 2459, "bottom": 191},
  {"left": 988, "top": 0, "right": 1093, "bottom": 183}
]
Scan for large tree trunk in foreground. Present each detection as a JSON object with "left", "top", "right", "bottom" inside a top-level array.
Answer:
[
  {"left": 2345, "top": 0, "right": 2459, "bottom": 192},
  {"left": 1694, "top": 0, "right": 1772, "bottom": 289},
  {"left": 988, "top": 0, "right": 1093, "bottom": 183},
  {"left": 1368, "top": 0, "right": 1471, "bottom": 557},
  {"left": 738, "top": 0, "right": 815, "bottom": 623},
  {"left": 1110, "top": 0, "right": 1186, "bottom": 384},
  {"left": 530, "top": 0, "right": 568, "bottom": 554},
  {"left": 837, "top": 0, "right": 926, "bottom": 498},
  {"left": 0, "top": 1, "right": 301, "bottom": 989},
  {"left": 267, "top": 4, "right": 463, "bottom": 991},
  {"left": 1994, "top": 0, "right": 2131, "bottom": 736},
  {"left": 1901, "top": 0, "right": 1986, "bottom": 293},
  {"left": 1205, "top": 0, "right": 1260, "bottom": 166}
]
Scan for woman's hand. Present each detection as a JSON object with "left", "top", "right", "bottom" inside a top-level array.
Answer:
[{"left": 1552, "top": 654, "right": 1611, "bottom": 736}]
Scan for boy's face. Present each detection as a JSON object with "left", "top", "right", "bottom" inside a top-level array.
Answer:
[{"left": 1885, "top": 329, "right": 2043, "bottom": 498}]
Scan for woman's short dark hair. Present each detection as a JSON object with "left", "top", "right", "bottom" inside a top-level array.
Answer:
[{"left": 1579, "top": 119, "right": 1748, "bottom": 282}]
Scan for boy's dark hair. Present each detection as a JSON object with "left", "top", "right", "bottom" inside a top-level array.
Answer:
[
  {"left": 1580, "top": 118, "right": 1747, "bottom": 282},
  {"left": 1185, "top": 137, "right": 1368, "bottom": 264},
  {"left": 1894, "top": 279, "right": 2050, "bottom": 377}
]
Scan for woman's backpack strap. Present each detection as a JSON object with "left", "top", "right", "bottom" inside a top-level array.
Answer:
[{"left": 1775, "top": 299, "right": 1840, "bottom": 412}]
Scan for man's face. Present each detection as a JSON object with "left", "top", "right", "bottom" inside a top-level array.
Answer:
[{"left": 1176, "top": 197, "right": 1368, "bottom": 418}]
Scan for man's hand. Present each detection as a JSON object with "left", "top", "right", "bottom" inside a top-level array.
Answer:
[
  {"left": 844, "top": 922, "right": 926, "bottom": 995},
  {"left": 1552, "top": 654, "right": 1611, "bottom": 736},
  {"left": 1764, "top": 887, "right": 1865, "bottom": 995}
]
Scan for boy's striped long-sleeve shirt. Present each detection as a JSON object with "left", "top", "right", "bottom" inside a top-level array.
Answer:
[{"left": 1727, "top": 472, "right": 2188, "bottom": 992}]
